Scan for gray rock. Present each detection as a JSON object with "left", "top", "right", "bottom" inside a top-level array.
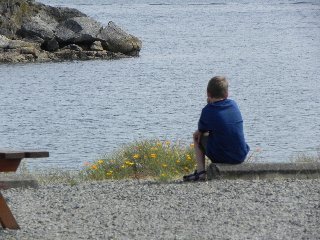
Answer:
[
  {"left": 0, "top": 28, "right": 14, "bottom": 38},
  {"left": 20, "top": 46, "right": 37, "bottom": 56},
  {"left": 62, "top": 44, "right": 83, "bottom": 51},
  {"left": 0, "top": 35, "right": 11, "bottom": 48},
  {"left": 0, "top": 35, "right": 38, "bottom": 49},
  {"left": 0, "top": 51, "right": 26, "bottom": 63},
  {"left": 97, "top": 21, "right": 142, "bottom": 56},
  {"left": 54, "top": 49, "right": 78, "bottom": 60},
  {"left": 0, "top": 35, "right": 39, "bottom": 62},
  {"left": 19, "top": 15, "right": 57, "bottom": 41},
  {"left": 8, "top": 39, "right": 37, "bottom": 49},
  {"left": 41, "top": 38, "right": 59, "bottom": 52},
  {"left": 0, "top": 0, "right": 86, "bottom": 40},
  {"left": 36, "top": 50, "right": 51, "bottom": 62},
  {"left": 55, "top": 17, "right": 102, "bottom": 43},
  {"left": 90, "top": 41, "right": 104, "bottom": 51},
  {"left": 54, "top": 49, "right": 98, "bottom": 61},
  {"left": 44, "top": 4, "right": 87, "bottom": 22},
  {"left": 23, "top": 35, "right": 46, "bottom": 44}
]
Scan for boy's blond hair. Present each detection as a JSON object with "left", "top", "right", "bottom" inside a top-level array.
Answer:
[{"left": 207, "top": 76, "right": 228, "bottom": 98}]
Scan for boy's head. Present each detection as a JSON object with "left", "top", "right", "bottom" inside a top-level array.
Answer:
[{"left": 207, "top": 76, "right": 229, "bottom": 99}]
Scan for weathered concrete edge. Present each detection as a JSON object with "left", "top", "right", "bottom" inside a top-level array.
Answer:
[
  {"left": 207, "top": 162, "right": 320, "bottom": 180},
  {"left": 0, "top": 173, "right": 38, "bottom": 189}
]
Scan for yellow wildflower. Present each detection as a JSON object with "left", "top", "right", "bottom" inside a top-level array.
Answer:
[
  {"left": 165, "top": 141, "right": 170, "bottom": 145},
  {"left": 186, "top": 154, "right": 192, "bottom": 161},
  {"left": 150, "top": 153, "right": 157, "bottom": 158},
  {"left": 190, "top": 143, "right": 194, "bottom": 148},
  {"left": 150, "top": 147, "right": 158, "bottom": 151},
  {"left": 125, "top": 161, "right": 135, "bottom": 166},
  {"left": 133, "top": 154, "right": 140, "bottom": 159},
  {"left": 161, "top": 173, "right": 166, "bottom": 177},
  {"left": 98, "top": 159, "right": 104, "bottom": 164},
  {"left": 176, "top": 160, "right": 181, "bottom": 163},
  {"left": 106, "top": 171, "right": 113, "bottom": 176},
  {"left": 156, "top": 141, "right": 162, "bottom": 147},
  {"left": 162, "top": 164, "right": 168, "bottom": 168},
  {"left": 184, "top": 166, "right": 189, "bottom": 171},
  {"left": 91, "top": 164, "right": 98, "bottom": 170},
  {"left": 121, "top": 165, "right": 126, "bottom": 169}
]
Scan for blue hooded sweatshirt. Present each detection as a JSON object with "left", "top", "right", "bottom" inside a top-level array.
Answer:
[{"left": 198, "top": 99, "right": 250, "bottom": 164}]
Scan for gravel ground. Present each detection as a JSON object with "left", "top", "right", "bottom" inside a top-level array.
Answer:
[{"left": 1, "top": 179, "right": 319, "bottom": 240}]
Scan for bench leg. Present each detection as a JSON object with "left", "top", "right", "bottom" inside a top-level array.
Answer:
[
  {"left": 0, "top": 158, "right": 22, "bottom": 172},
  {"left": 0, "top": 192, "right": 20, "bottom": 229}
]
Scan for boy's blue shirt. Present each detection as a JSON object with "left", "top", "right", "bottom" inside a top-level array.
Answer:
[{"left": 198, "top": 99, "right": 249, "bottom": 164}]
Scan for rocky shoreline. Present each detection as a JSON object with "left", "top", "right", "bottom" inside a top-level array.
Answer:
[
  {"left": 1, "top": 179, "right": 319, "bottom": 239},
  {"left": 0, "top": 0, "right": 142, "bottom": 63}
]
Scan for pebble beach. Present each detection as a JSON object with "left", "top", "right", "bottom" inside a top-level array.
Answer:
[{"left": 1, "top": 179, "right": 319, "bottom": 240}]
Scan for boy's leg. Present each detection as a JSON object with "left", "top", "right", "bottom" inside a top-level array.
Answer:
[
  {"left": 183, "top": 132, "right": 208, "bottom": 181},
  {"left": 193, "top": 131, "right": 208, "bottom": 172}
]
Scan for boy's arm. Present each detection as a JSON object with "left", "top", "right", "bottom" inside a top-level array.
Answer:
[
  {"left": 195, "top": 107, "right": 212, "bottom": 144},
  {"left": 198, "top": 107, "right": 212, "bottom": 133},
  {"left": 193, "top": 130, "right": 203, "bottom": 144}
]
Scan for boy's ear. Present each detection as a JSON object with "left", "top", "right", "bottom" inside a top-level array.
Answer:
[{"left": 207, "top": 96, "right": 214, "bottom": 103}]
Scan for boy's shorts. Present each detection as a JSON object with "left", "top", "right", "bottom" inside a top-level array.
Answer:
[{"left": 200, "top": 133, "right": 243, "bottom": 164}]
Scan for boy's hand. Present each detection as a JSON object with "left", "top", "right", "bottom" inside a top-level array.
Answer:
[{"left": 193, "top": 130, "right": 202, "bottom": 144}]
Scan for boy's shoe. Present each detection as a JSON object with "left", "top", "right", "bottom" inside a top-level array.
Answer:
[{"left": 183, "top": 170, "right": 206, "bottom": 182}]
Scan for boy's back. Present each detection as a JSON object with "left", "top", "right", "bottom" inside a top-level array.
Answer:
[{"left": 198, "top": 98, "right": 249, "bottom": 164}]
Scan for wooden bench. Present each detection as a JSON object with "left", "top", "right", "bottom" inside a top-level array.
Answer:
[{"left": 0, "top": 150, "right": 49, "bottom": 230}]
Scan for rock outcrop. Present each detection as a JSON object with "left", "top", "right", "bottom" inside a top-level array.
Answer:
[
  {"left": 97, "top": 22, "right": 142, "bottom": 56},
  {"left": 0, "top": 0, "right": 142, "bottom": 63}
]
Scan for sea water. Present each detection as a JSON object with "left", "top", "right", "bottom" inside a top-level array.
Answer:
[{"left": 0, "top": 0, "right": 319, "bottom": 169}]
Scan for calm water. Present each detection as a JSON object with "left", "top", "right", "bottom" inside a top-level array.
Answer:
[{"left": 1, "top": 0, "right": 319, "bottom": 169}]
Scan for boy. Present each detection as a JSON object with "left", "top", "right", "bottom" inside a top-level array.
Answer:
[{"left": 183, "top": 76, "right": 250, "bottom": 181}]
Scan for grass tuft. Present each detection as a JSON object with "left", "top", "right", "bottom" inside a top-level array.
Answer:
[
  {"left": 82, "top": 139, "right": 196, "bottom": 181},
  {"left": 291, "top": 152, "right": 320, "bottom": 163}
]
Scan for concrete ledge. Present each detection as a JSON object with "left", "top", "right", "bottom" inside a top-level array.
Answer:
[
  {"left": 0, "top": 173, "right": 38, "bottom": 189},
  {"left": 207, "top": 162, "right": 320, "bottom": 180}
]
